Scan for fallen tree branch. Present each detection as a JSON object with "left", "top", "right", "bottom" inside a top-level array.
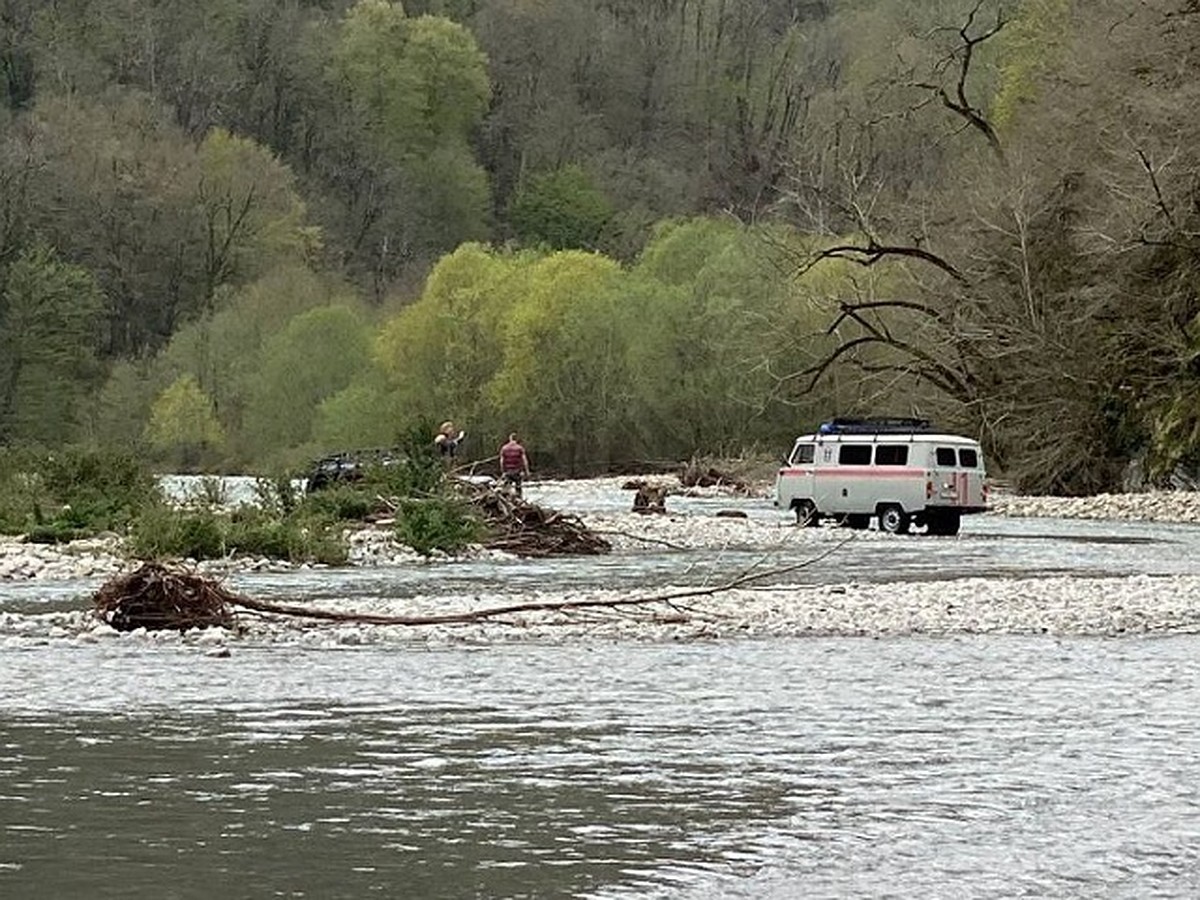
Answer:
[{"left": 94, "top": 537, "right": 854, "bottom": 632}]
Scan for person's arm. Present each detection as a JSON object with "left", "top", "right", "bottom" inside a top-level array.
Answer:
[{"left": 523, "top": 449, "right": 530, "bottom": 474}]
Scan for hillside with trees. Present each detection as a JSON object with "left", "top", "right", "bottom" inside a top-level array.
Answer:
[{"left": 1, "top": 0, "right": 1198, "bottom": 492}]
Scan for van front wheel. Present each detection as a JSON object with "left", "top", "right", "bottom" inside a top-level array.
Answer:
[{"left": 878, "top": 504, "right": 910, "bottom": 535}]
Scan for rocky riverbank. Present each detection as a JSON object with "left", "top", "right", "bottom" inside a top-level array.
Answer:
[
  {"left": 4, "top": 485, "right": 1200, "bottom": 582},
  {"left": 3, "top": 483, "right": 1200, "bottom": 647},
  {"left": 6, "top": 572, "right": 1200, "bottom": 649},
  {"left": 989, "top": 490, "right": 1200, "bottom": 523}
]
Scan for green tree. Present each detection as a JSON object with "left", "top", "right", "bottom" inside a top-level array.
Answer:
[
  {"left": 196, "top": 127, "right": 320, "bottom": 302},
  {"left": 0, "top": 244, "right": 105, "bottom": 444},
  {"left": 376, "top": 242, "right": 524, "bottom": 435},
  {"left": 333, "top": 2, "right": 488, "bottom": 158},
  {"left": 313, "top": 378, "right": 397, "bottom": 449},
  {"left": 625, "top": 218, "right": 801, "bottom": 456},
  {"left": 19, "top": 91, "right": 315, "bottom": 358},
  {"left": 90, "top": 264, "right": 362, "bottom": 466},
  {"left": 509, "top": 165, "right": 614, "bottom": 251},
  {"left": 486, "top": 250, "right": 631, "bottom": 471},
  {"left": 21, "top": 90, "right": 201, "bottom": 357},
  {"left": 992, "top": 0, "right": 1071, "bottom": 131},
  {"left": 144, "top": 374, "right": 226, "bottom": 470},
  {"left": 320, "top": 0, "right": 491, "bottom": 294},
  {"left": 243, "top": 304, "right": 373, "bottom": 464}
]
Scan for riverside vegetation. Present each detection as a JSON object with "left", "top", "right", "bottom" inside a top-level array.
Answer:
[{"left": 0, "top": 445, "right": 485, "bottom": 565}]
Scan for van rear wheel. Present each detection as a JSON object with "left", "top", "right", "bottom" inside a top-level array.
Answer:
[
  {"left": 794, "top": 500, "right": 820, "bottom": 527},
  {"left": 878, "top": 504, "right": 910, "bottom": 535}
]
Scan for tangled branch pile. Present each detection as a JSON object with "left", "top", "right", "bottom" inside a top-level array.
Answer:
[
  {"left": 465, "top": 484, "right": 611, "bottom": 557},
  {"left": 679, "top": 459, "right": 749, "bottom": 492},
  {"left": 93, "top": 563, "right": 239, "bottom": 632}
]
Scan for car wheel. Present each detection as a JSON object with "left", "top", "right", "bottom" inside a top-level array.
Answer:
[
  {"left": 794, "top": 500, "right": 820, "bottom": 527},
  {"left": 878, "top": 504, "right": 910, "bottom": 534}
]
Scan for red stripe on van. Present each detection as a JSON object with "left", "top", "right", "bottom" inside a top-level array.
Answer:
[{"left": 779, "top": 467, "right": 929, "bottom": 478}]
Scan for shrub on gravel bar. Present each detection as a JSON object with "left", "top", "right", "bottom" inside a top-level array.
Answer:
[{"left": 0, "top": 447, "right": 160, "bottom": 540}]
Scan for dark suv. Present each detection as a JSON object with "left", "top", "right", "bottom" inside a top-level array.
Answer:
[{"left": 305, "top": 448, "right": 405, "bottom": 491}]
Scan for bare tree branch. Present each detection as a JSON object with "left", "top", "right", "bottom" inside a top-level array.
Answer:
[
  {"left": 225, "top": 541, "right": 855, "bottom": 629},
  {"left": 913, "top": 0, "right": 1007, "bottom": 164},
  {"left": 798, "top": 239, "right": 968, "bottom": 283}
]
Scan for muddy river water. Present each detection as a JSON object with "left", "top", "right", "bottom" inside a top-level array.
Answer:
[{"left": 3, "top": 480, "right": 1200, "bottom": 898}]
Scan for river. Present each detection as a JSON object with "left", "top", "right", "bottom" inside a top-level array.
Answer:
[{"left": 3, "top": 480, "right": 1200, "bottom": 898}]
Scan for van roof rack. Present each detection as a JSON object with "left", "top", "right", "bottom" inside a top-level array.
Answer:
[{"left": 818, "top": 416, "right": 935, "bottom": 435}]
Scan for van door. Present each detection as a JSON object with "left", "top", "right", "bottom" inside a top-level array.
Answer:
[
  {"left": 776, "top": 440, "right": 817, "bottom": 511},
  {"left": 931, "top": 446, "right": 962, "bottom": 506},
  {"left": 956, "top": 445, "right": 986, "bottom": 508},
  {"left": 825, "top": 442, "right": 872, "bottom": 514},
  {"left": 928, "top": 445, "right": 984, "bottom": 508}
]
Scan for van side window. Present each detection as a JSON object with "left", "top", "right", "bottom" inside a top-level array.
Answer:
[
  {"left": 839, "top": 444, "right": 872, "bottom": 465},
  {"left": 875, "top": 445, "right": 909, "bottom": 466},
  {"left": 959, "top": 448, "right": 979, "bottom": 468},
  {"left": 791, "top": 443, "right": 815, "bottom": 464},
  {"left": 935, "top": 447, "right": 957, "bottom": 466}
]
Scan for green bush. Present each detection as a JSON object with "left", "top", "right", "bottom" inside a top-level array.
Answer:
[
  {"left": 394, "top": 498, "right": 483, "bottom": 556},
  {"left": 25, "top": 523, "right": 90, "bottom": 544},
  {"left": 129, "top": 504, "right": 225, "bottom": 560},
  {"left": 129, "top": 502, "right": 349, "bottom": 565},
  {"left": 298, "top": 485, "right": 375, "bottom": 521},
  {"left": 0, "top": 446, "right": 160, "bottom": 537},
  {"left": 228, "top": 511, "right": 348, "bottom": 565},
  {"left": 252, "top": 476, "right": 301, "bottom": 517}
]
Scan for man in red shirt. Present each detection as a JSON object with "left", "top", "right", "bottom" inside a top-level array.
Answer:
[{"left": 499, "top": 433, "right": 530, "bottom": 497}]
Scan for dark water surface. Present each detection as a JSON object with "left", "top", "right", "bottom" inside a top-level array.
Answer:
[
  {"left": 4, "top": 637, "right": 1200, "bottom": 899},
  {"left": 5, "top": 482, "right": 1200, "bottom": 897}
]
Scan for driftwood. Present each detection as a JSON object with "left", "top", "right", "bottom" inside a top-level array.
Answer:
[
  {"left": 461, "top": 482, "right": 611, "bottom": 557},
  {"left": 93, "top": 564, "right": 240, "bottom": 632},
  {"left": 679, "top": 460, "right": 748, "bottom": 492},
  {"left": 92, "top": 538, "right": 851, "bottom": 633}
]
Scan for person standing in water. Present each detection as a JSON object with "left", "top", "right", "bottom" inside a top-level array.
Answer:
[{"left": 499, "top": 433, "right": 530, "bottom": 497}]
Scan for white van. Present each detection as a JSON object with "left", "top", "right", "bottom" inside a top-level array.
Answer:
[{"left": 774, "top": 417, "right": 988, "bottom": 535}]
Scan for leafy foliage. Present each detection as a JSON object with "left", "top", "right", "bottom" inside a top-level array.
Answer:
[
  {"left": 509, "top": 165, "right": 615, "bottom": 251},
  {"left": 144, "top": 375, "right": 226, "bottom": 470},
  {"left": 128, "top": 501, "right": 348, "bottom": 565},
  {"left": 393, "top": 497, "right": 483, "bottom": 556},
  {"left": 4, "top": 0, "right": 1200, "bottom": 491},
  {"left": 242, "top": 304, "right": 373, "bottom": 464},
  {"left": 0, "top": 447, "right": 160, "bottom": 538},
  {"left": 0, "top": 245, "right": 105, "bottom": 445}
]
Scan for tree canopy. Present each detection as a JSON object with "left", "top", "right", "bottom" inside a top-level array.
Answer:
[{"left": 2, "top": 0, "right": 1199, "bottom": 490}]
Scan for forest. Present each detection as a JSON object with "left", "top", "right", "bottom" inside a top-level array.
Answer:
[{"left": 1, "top": 0, "right": 1198, "bottom": 493}]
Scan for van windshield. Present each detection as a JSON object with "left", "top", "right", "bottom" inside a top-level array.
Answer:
[{"left": 791, "top": 443, "right": 815, "bottom": 464}]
